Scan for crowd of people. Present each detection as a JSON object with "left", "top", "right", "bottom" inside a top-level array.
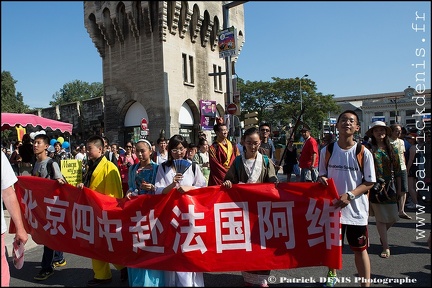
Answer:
[{"left": 1, "top": 111, "right": 431, "bottom": 287}]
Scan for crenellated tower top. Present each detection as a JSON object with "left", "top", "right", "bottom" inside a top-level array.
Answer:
[{"left": 84, "top": 1, "right": 245, "bottom": 59}]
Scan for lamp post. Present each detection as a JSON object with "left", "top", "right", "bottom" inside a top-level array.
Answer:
[
  {"left": 222, "top": 1, "right": 248, "bottom": 140},
  {"left": 299, "top": 74, "right": 308, "bottom": 120}
]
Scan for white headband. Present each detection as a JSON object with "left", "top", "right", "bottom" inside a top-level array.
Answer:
[{"left": 136, "top": 139, "right": 152, "bottom": 148}]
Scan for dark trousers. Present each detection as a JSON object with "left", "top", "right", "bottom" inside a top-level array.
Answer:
[{"left": 41, "top": 246, "right": 64, "bottom": 272}]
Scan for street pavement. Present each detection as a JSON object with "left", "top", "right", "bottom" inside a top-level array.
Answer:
[{"left": 5, "top": 171, "right": 431, "bottom": 287}]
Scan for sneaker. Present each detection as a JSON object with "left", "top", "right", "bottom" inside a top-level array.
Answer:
[
  {"left": 87, "top": 278, "right": 112, "bottom": 287},
  {"left": 34, "top": 270, "right": 54, "bottom": 281},
  {"left": 323, "top": 270, "right": 337, "bottom": 287},
  {"left": 53, "top": 258, "right": 67, "bottom": 268}
]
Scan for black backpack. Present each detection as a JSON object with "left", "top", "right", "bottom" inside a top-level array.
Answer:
[{"left": 45, "top": 158, "right": 68, "bottom": 183}]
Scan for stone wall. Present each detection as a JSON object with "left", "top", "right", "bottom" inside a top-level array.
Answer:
[
  {"left": 84, "top": 1, "right": 245, "bottom": 145},
  {"left": 31, "top": 97, "right": 104, "bottom": 146}
]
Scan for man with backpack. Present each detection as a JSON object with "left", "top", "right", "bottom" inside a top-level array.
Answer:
[
  {"left": 317, "top": 110, "right": 376, "bottom": 287},
  {"left": 31, "top": 134, "right": 67, "bottom": 281}
]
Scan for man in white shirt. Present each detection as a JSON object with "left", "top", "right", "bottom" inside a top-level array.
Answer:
[
  {"left": 318, "top": 110, "right": 376, "bottom": 287},
  {"left": 389, "top": 124, "right": 410, "bottom": 219}
]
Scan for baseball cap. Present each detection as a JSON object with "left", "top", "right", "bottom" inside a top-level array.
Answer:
[{"left": 300, "top": 124, "right": 311, "bottom": 132}]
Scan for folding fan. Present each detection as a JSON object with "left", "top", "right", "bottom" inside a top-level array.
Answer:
[{"left": 173, "top": 159, "right": 192, "bottom": 174}]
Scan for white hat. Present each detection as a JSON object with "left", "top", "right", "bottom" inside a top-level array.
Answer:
[{"left": 366, "top": 121, "right": 391, "bottom": 137}]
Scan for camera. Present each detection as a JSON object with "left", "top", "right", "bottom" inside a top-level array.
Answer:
[
  {"left": 127, "top": 162, "right": 132, "bottom": 167},
  {"left": 371, "top": 178, "right": 385, "bottom": 192}
]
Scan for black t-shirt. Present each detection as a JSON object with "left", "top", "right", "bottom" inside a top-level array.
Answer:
[{"left": 284, "top": 147, "right": 298, "bottom": 165}]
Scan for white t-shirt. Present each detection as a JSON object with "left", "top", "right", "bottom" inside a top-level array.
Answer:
[
  {"left": 1, "top": 151, "right": 19, "bottom": 234},
  {"left": 75, "top": 152, "right": 86, "bottom": 161},
  {"left": 156, "top": 151, "right": 168, "bottom": 165},
  {"left": 319, "top": 143, "right": 376, "bottom": 225}
]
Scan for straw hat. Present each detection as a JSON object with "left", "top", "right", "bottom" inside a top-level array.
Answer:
[{"left": 366, "top": 121, "right": 392, "bottom": 137}]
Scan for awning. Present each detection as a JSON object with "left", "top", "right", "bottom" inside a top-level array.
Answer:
[{"left": 1, "top": 113, "right": 73, "bottom": 134}]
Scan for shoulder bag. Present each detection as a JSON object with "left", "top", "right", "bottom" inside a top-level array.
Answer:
[{"left": 369, "top": 164, "right": 397, "bottom": 203}]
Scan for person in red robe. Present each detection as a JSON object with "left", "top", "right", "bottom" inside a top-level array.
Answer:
[{"left": 208, "top": 123, "right": 240, "bottom": 186}]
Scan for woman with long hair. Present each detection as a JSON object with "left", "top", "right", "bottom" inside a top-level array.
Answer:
[
  {"left": 125, "top": 139, "right": 164, "bottom": 287},
  {"left": 367, "top": 121, "right": 402, "bottom": 259},
  {"left": 282, "top": 139, "right": 298, "bottom": 182},
  {"left": 154, "top": 134, "right": 206, "bottom": 287}
]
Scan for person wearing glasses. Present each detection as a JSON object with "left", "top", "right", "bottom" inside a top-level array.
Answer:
[
  {"left": 258, "top": 123, "right": 278, "bottom": 171},
  {"left": 208, "top": 123, "right": 240, "bottom": 186},
  {"left": 154, "top": 134, "right": 206, "bottom": 287},
  {"left": 222, "top": 127, "right": 278, "bottom": 287},
  {"left": 318, "top": 110, "right": 375, "bottom": 287},
  {"left": 298, "top": 125, "right": 319, "bottom": 182}
]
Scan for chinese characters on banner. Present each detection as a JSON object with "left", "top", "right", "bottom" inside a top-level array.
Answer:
[
  {"left": 12, "top": 176, "right": 342, "bottom": 272},
  {"left": 200, "top": 100, "right": 217, "bottom": 130}
]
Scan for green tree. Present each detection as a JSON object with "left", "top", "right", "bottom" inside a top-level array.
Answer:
[
  {"left": 1, "top": 71, "right": 29, "bottom": 113},
  {"left": 236, "top": 78, "right": 276, "bottom": 124},
  {"left": 50, "top": 80, "right": 103, "bottom": 106},
  {"left": 237, "top": 76, "right": 340, "bottom": 139},
  {"left": 1, "top": 71, "right": 30, "bottom": 144}
]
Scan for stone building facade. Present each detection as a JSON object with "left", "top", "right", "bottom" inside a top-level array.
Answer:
[
  {"left": 83, "top": 1, "right": 245, "bottom": 145},
  {"left": 333, "top": 87, "right": 431, "bottom": 136},
  {"left": 29, "top": 97, "right": 105, "bottom": 145}
]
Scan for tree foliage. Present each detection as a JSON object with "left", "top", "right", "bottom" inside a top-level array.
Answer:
[
  {"left": 237, "top": 76, "right": 340, "bottom": 140},
  {"left": 50, "top": 80, "right": 103, "bottom": 106},
  {"left": 1, "top": 71, "right": 29, "bottom": 113}
]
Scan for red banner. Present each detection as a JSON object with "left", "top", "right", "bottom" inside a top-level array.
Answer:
[{"left": 12, "top": 176, "right": 342, "bottom": 272}]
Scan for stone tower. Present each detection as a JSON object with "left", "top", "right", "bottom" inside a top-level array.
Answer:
[{"left": 84, "top": 1, "right": 245, "bottom": 145}]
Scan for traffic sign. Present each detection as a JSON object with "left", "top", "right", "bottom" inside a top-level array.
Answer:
[
  {"left": 244, "top": 111, "right": 258, "bottom": 118},
  {"left": 140, "top": 118, "right": 148, "bottom": 131},
  {"left": 227, "top": 103, "right": 237, "bottom": 115},
  {"left": 243, "top": 111, "right": 259, "bottom": 129}
]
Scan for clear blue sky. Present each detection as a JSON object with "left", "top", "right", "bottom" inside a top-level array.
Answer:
[{"left": 1, "top": 1, "right": 430, "bottom": 109}]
